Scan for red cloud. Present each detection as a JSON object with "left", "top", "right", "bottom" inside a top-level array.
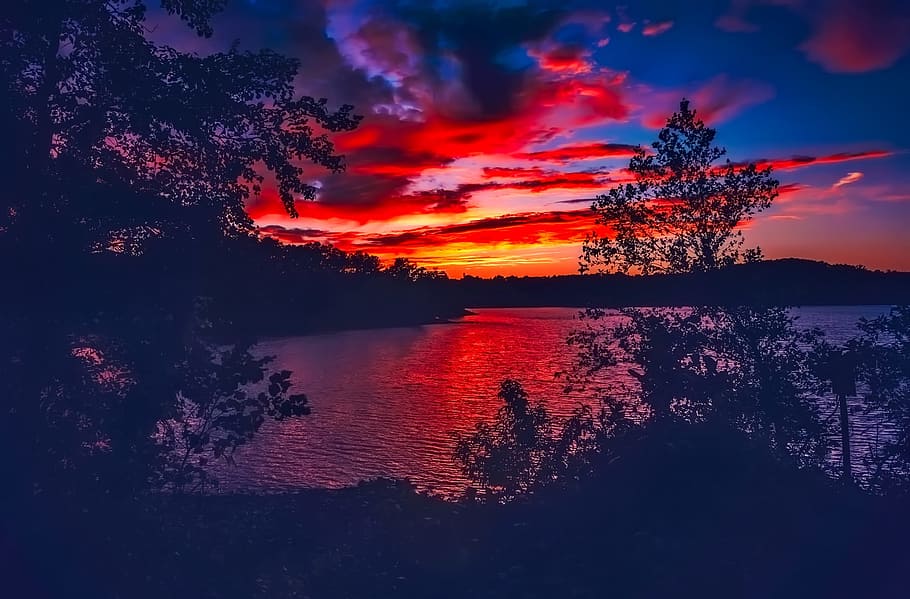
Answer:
[
  {"left": 528, "top": 44, "right": 592, "bottom": 74},
  {"left": 642, "top": 21, "right": 674, "bottom": 36},
  {"left": 436, "top": 170, "right": 611, "bottom": 199},
  {"left": 481, "top": 165, "right": 609, "bottom": 182},
  {"left": 481, "top": 166, "right": 551, "bottom": 179},
  {"left": 262, "top": 209, "right": 599, "bottom": 256},
  {"left": 715, "top": 0, "right": 910, "bottom": 72},
  {"left": 643, "top": 75, "right": 774, "bottom": 128},
  {"left": 246, "top": 186, "right": 470, "bottom": 224},
  {"left": 335, "top": 77, "right": 630, "bottom": 171},
  {"left": 486, "top": 172, "right": 610, "bottom": 192},
  {"left": 801, "top": 0, "right": 910, "bottom": 72}
]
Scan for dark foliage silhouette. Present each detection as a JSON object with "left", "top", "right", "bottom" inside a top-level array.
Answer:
[
  {"left": 0, "top": 0, "right": 357, "bottom": 501},
  {"left": 847, "top": 306, "right": 910, "bottom": 489},
  {"left": 566, "top": 101, "right": 831, "bottom": 468},
  {"left": 205, "top": 238, "right": 460, "bottom": 336},
  {"left": 454, "top": 379, "right": 635, "bottom": 500},
  {"left": 454, "top": 379, "right": 554, "bottom": 500},
  {"left": 156, "top": 343, "right": 310, "bottom": 492},
  {"left": 582, "top": 99, "right": 777, "bottom": 274}
]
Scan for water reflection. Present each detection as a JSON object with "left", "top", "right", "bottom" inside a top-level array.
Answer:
[{"left": 216, "top": 306, "right": 891, "bottom": 496}]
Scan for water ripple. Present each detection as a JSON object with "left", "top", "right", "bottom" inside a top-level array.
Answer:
[{"left": 214, "top": 306, "right": 892, "bottom": 496}]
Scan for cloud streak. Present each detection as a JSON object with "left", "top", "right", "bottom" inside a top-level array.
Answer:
[
  {"left": 833, "top": 171, "right": 864, "bottom": 188},
  {"left": 741, "top": 150, "right": 893, "bottom": 172},
  {"left": 642, "top": 21, "right": 674, "bottom": 36}
]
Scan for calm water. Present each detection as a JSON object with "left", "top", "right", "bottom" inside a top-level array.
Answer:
[{"left": 217, "top": 306, "right": 893, "bottom": 496}]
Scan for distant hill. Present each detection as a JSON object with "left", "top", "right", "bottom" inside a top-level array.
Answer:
[
  {"left": 445, "top": 259, "right": 910, "bottom": 308},
  {"left": 216, "top": 259, "right": 910, "bottom": 337}
]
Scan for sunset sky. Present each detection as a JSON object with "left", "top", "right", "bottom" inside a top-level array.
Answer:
[{"left": 153, "top": 0, "right": 910, "bottom": 276}]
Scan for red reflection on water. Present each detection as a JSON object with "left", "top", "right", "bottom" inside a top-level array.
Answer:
[
  {"left": 214, "top": 306, "right": 890, "bottom": 496},
  {"left": 216, "top": 308, "right": 601, "bottom": 495}
]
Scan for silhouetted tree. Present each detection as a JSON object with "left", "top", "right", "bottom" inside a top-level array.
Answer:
[
  {"left": 454, "top": 380, "right": 554, "bottom": 500},
  {"left": 454, "top": 380, "right": 636, "bottom": 500},
  {"left": 455, "top": 103, "right": 831, "bottom": 502},
  {"left": 385, "top": 257, "right": 448, "bottom": 282},
  {"left": 569, "top": 306, "right": 828, "bottom": 464},
  {"left": 155, "top": 342, "right": 309, "bottom": 492},
  {"left": 712, "top": 306, "right": 828, "bottom": 463},
  {"left": 0, "top": 0, "right": 357, "bottom": 498},
  {"left": 582, "top": 99, "right": 777, "bottom": 275},
  {"left": 571, "top": 101, "right": 828, "bottom": 467},
  {"left": 847, "top": 306, "right": 910, "bottom": 490},
  {"left": 2, "top": 0, "right": 359, "bottom": 240}
]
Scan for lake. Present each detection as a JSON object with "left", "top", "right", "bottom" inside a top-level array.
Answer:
[{"left": 217, "top": 306, "right": 894, "bottom": 496}]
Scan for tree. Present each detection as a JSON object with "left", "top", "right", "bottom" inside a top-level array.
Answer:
[
  {"left": 453, "top": 380, "right": 634, "bottom": 500},
  {"left": 0, "top": 0, "right": 358, "bottom": 497},
  {"left": 384, "top": 257, "right": 448, "bottom": 282},
  {"left": 582, "top": 100, "right": 777, "bottom": 275},
  {"left": 454, "top": 380, "right": 554, "bottom": 500},
  {"left": 847, "top": 307, "right": 910, "bottom": 490},
  {"left": 570, "top": 101, "right": 828, "bottom": 467},
  {"left": 2, "top": 0, "right": 360, "bottom": 243}
]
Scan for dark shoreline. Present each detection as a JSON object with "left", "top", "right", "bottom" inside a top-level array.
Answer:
[
  {"left": 12, "top": 433, "right": 909, "bottom": 599},
  {"left": 250, "top": 303, "right": 901, "bottom": 342},
  {"left": 221, "top": 260, "right": 909, "bottom": 340}
]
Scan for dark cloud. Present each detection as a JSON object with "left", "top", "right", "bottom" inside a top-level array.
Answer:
[
  {"left": 258, "top": 224, "right": 331, "bottom": 243},
  {"left": 514, "top": 142, "right": 640, "bottom": 163},
  {"left": 731, "top": 150, "right": 893, "bottom": 172},
  {"left": 391, "top": 2, "right": 568, "bottom": 119}
]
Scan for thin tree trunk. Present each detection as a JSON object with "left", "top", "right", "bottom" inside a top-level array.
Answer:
[{"left": 838, "top": 392, "right": 852, "bottom": 483}]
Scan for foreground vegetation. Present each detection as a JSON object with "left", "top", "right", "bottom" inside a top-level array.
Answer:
[{"left": 8, "top": 426, "right": 909, "bottom": 598}]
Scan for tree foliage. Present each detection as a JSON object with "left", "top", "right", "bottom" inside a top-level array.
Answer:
[
  {"left": 2, "top": 0, "right": 360, "bottom": 243},
  {"left": 847, "top": 307, "right": 910, "bottom": 489},
  {"left": 566, "top": 101, "right": 831, "bottom": 476},
  {"left": 385, "top": 257, "right": 449, "bottom": 282},
  {"left": 453, "top": 380, "right": 634, "bottom": 500},
  {"left": 454, "top": 380, "right": 554, "bottom": 500},
  {"left": 568, "top": 306, "right": 829, "bottom": 466},
  {"left": 0, "top": 0, "right": 357, "bottom": 497},
  {"left": 582, "top": 100, "right": 777, "bottom": 274},
  {"left": 156, "top": 342, "right": 310, "bottom": 492}
]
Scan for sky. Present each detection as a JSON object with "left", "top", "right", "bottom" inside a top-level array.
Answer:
[{"left": 152, "top": 0, "right": 910, "bottom": 276}]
